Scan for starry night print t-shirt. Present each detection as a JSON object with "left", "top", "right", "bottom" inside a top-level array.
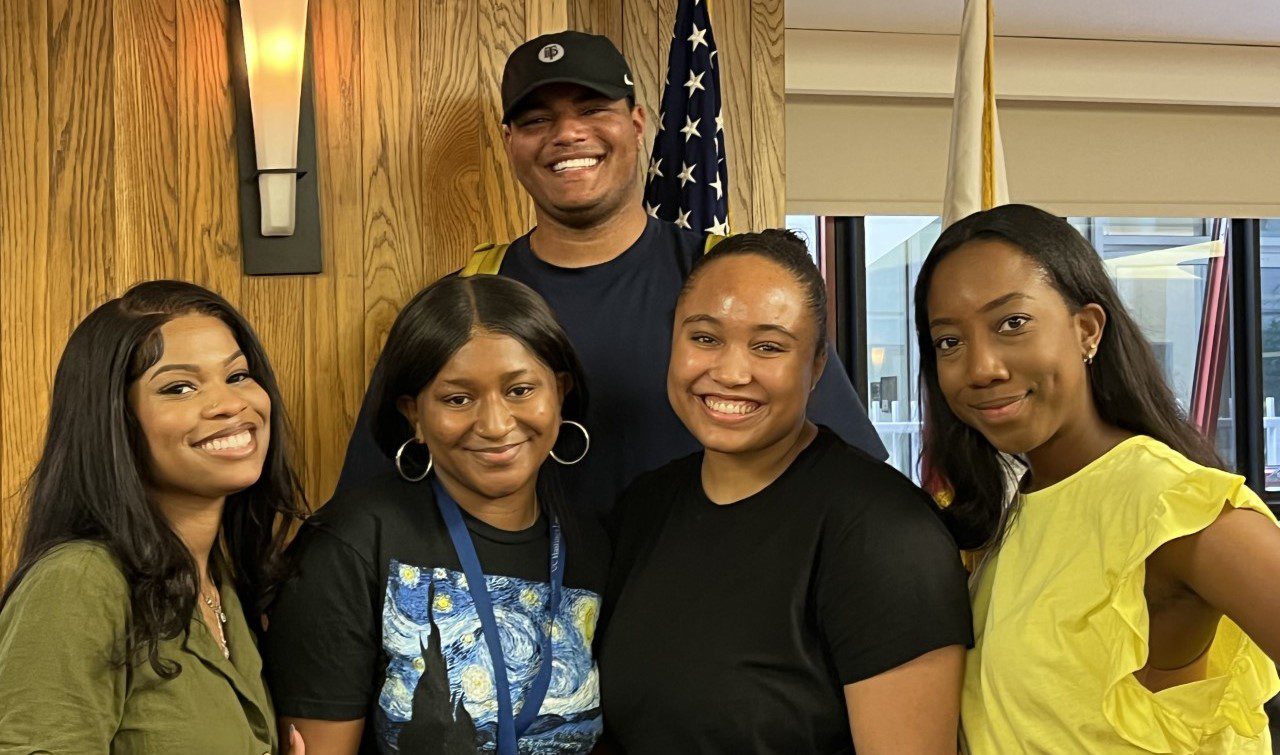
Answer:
[{"left": 263, "top": 473, "right": 609, "bottom": 754}]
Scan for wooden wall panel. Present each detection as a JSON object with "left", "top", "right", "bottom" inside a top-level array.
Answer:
[
  {"left": 569, "top": 0, "right": 622, "bottom": 47},
  {"left": 621, "top": 0, "right": 661, "bottom": 161},
  {"left": 710, "top": 0, "right": 754, "bottom": 233},
  {"left": 477, "top": 1, "right": 529, "bottom": 245},
  {"left": 749, "top": 0, "right": 785, "bottom": 228},
  {"left": 177, "top": 0, "right": 242, "bottom": 307},
  {"left": 0, "top": 0, "right": 51, "bottom": 576},
  {"left": 0, "top": 0, "right": 784, "bottom": 576},
  {"left": 360, "top": 0, "right": 424, "bottom": 377},
  {"left": 114, "top": 0, "right": 178, "bottom": 285},
  {"left": 305, "top": 0, "right": 365, "bottom": 503},
  {"left": 528, "top": 0, "right": 569, "bottom": 39},
  {"left": 48, "top": 0, "right": 116, "bottom": 345},
  {"left": 420, "top": 0, "right": 481, "bottom": 282}
]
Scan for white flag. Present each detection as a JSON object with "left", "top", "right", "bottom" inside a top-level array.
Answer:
[{"left": 943, "top": 0, "right": 1009, "bottom": 228}]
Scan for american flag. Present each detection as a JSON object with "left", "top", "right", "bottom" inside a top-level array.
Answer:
[{"left": 643, "top": 0, "right": 728, "bottom": 236}]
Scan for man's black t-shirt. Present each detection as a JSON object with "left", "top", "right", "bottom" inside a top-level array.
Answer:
[
  {"left": 262, "top": 475, "right": 610, "bottom": 754},
  {"left": 598, "top": 427, "right": 972, "bottom": 754},
  {"left": 333, "top": 218, "right": 888, "bottom": 516}
]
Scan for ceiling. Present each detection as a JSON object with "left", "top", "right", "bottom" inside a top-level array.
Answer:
[{"left": 786, "top": 0, "right": 1280, "bottom": 46}]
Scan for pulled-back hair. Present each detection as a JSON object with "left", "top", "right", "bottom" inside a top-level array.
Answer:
[
  {"left": 368, "top": 275, "right": 588, "bottom": 519},
  {"left": 1, "top": 280, "right": 308, "bottom": 677},
  {"left": 913, "top": 204, "right": 1223, "bottom": 550},
  {"left": 681, "top": 229, "right": 828, "bottom": 356}
]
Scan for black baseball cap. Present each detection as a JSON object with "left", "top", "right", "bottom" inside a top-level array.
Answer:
[{"left": 501, "top": 31, "right": 635, "bottom": 123}]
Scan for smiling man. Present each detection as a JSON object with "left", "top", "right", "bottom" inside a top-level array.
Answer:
[{"left": 336, "top": 31, "right": 885, "bottom": 515}]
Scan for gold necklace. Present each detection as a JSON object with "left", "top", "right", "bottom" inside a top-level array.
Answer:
[{"left": 201, "top": 589, "right": 230, "bottom": 660}]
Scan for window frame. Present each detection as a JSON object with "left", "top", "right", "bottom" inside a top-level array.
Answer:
[{"left": 817, "top": 214, "right": 1280, "bottom": 513}]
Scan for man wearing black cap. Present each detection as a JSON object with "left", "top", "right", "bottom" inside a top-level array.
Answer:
[{"left": 334, "top": 30, "right": 886, "bottom": 514}]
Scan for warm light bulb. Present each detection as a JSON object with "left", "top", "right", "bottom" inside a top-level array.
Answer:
[
  {"left": 266, "top": 31, "right": 299, "bottom": 71},
  {"left": 871, "top": 347, "right": 886, "bottom": 369}
]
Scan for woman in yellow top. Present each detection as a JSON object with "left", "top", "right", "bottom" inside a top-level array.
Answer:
[
  {"left": 0, "top": 281, "right": 308, "bottom": 753},
  {"left": 916, "top": 204, "right": 1280, "bottom": 753}
]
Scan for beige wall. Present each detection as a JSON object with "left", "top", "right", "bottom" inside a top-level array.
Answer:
[
  {"left": 785, "top": 29, "right": 1280, "bottom": 218},
  {"left": 788, "top": 95, "right": 1280, "bottom": 218}
]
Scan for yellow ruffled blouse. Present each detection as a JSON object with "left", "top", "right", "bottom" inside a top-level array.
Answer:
[{"left": 961, "top": 435, "right": 1279, "bottom": 754}]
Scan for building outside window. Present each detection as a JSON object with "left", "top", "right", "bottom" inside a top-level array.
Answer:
[
  {"left": 788, "top": 215, "right": 1238, "bottom": 485},
  {"left": 1258, "top": 219, "right": 1280, "bottom": 489}
]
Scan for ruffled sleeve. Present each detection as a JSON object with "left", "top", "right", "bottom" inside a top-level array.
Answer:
[{"left": 1101, "top": 465, "right": 1280, "bottom": 753}]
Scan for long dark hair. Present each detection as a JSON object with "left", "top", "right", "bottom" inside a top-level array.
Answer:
[
  {"left": 0, "top": 280, "right": 308, "bottom": 677},
  {"left": 369, "top": 275, "right": 588, "bottom": 522},
  {"left": 913, "top": 204, "right": 1222, "bottom": 550}
]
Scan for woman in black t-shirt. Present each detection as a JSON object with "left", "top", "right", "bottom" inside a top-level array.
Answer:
[
  {"left": 264, "top": 276, "right": 610, "bottom": 754},
  {"left": 599, "top": 230, "right": 973, "bottom": 754}
]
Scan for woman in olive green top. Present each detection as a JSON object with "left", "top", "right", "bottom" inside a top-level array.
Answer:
[{"left": 0, "top": 281, "right": 308, "bottom": 753}]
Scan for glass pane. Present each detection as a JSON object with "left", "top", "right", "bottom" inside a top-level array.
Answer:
[
  {"left": 1261, "top": 219, "right": 1280, "bottom": 489},
  {"left": 784, "top": 214, "right": 820, "bottom": 264},
  {"left": 861, "top": 215, "right": 1234, "bottom": 482},
  {"left": 1070, "top": 217, "right": 1236, "bottom": 470},
  {"left": 864, "top": 217, "right": 942, "bottom": 482}
]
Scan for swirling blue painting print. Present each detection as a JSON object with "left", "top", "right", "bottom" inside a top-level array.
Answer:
[{"left": 375, "top": 559, "right": 602, "bottom": 753}]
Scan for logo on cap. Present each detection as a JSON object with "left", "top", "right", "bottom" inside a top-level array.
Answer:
[
  {"left": 624, "top": 73, "right": 634, "bottom": 85},
  {"left": 538, "top": 44, "right": 564, "bottom": 63}
]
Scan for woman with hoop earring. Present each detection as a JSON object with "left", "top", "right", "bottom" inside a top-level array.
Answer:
[{"left": 263, "top": 275, "right": 608, "bottom": 755}]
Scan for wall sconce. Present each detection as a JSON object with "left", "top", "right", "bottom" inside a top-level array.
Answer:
[{"left": 228, "top": 0, "right": 323, "bottom": 275}]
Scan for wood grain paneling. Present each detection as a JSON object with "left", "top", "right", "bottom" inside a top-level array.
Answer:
[
  {"left": 0, "top": 0, "right": 784, "bottom": 577},
  {"left": 0, "top": 0, "right": 52, "bottom": 576},
  {"left": 48, "top": 0, "right": 116, "bottom": 344},
  {"left": 528, "top": 0, "right": 569, "bottom": 39},
  {"left": 305, "top": 0, "right": 365, "bottom": 503},
  {"left": 710, "top": 0, "right": 754, "bottom": 233},
  {"left": 621, "top": 0, "right": 661, "bottom": 159},
  {"left": 178, "top": 0, "right": 242, "bottom": 306},
  {"left": 477, "top": 1, "right": 529, "bottom": 245},
  {"left": 421, "top": 0, "right": 481, "bottom": 282},
  {"left": 114, "top": 0, "right": 178, "bottom": 286},
  {"left": 360, "top": 0, "right": 424, "bottom": 376},
  {"left": 750, "top": 0, "right": 785, "bottom": 228},
  {"left": 569, "top": 0, "right": 621, "bottom": 47}
]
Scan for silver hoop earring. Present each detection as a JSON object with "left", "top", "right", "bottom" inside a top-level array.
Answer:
[
  {"left": 395, "top": 437, "right": 432, "bottom": 482},
  {"left": 550, "top": 420, "right": 590, "bottom": 465}
]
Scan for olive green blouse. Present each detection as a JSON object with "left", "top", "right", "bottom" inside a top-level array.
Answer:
[{"left": 0, "top": 542, "right": 278, "bottom": 754}]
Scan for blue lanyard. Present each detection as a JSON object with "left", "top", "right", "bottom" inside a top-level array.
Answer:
[{"left": 432, "top": 480, "right": 565, "bottom": 755}]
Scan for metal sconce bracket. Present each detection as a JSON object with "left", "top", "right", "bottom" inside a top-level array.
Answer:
[{"left": 227, "top": 1, "right": 323, "bottom": 275}]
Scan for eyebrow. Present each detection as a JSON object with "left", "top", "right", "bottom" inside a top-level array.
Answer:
[
  {"left": 148, "top": 350, "right": 245, "bottom": 381},
  {"left": 680, "top": 313, "right": 800, "bottom": 340},
  {"left": 929, "top": 292, "right": 1031, "bottom": 328}
]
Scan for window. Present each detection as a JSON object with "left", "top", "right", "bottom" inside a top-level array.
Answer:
[
  {"left": 1259, "top": 219, "right": 1280, "bottom": 489},
  {"left": 784, "top": 214, "right": 821, "bottom": 264},
  {"left": 855, "top": 216, "right": 1234, "bottom": 482},
  {"left": 864, "top": 217, "right": 940, "bottom": 481}
]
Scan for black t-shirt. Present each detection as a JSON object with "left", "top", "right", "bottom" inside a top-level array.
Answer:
[
  {"left": 598, "top": 427, "right": 973, "bottom": 754},
  {"left": 333, "top": 217, "right": 888, "bottom": 517},
  {"left": 262, "top": 475, "right": 610, "bottom": 754}
]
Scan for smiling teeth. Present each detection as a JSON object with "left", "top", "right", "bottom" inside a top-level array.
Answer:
[
  {"left": 198, "top": 430, "right": 251, "bottom": 452},
  {"left": 704, "top": 397, "right": 759, "bottom": 415},
  {"left": 552, "top": 157, "right": 599, "bottom": 172}
]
